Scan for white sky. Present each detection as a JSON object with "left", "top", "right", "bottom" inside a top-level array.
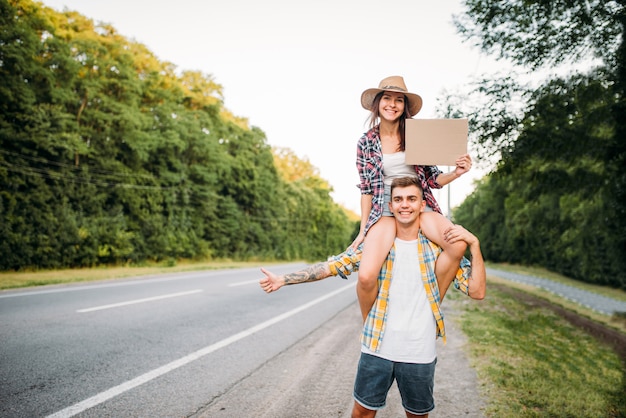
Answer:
[{"left": 40, "top": 0, "right": 504, "bottom": 214}]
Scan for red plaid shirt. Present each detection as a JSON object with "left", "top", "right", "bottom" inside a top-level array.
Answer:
[{"left": 356, "top": 125, "right": 443, "bottom": 234}]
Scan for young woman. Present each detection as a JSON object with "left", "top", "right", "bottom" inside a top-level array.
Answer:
[{"left": 350, "top": 75, "right": 472, "bottom": 321}]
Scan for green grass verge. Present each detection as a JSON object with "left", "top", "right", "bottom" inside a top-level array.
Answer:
[
  {"left": 485, "top": 267, "right": 626, "bottom": 335},
  {"left": 0, "top": 259, "right": 288, "bottom": 291},
  {"left": 449, "top": 283, "right": 625, "bottom": 417}
]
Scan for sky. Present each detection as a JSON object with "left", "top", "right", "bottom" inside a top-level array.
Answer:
[{"left": 39, "top": 0, "right": 504, "bottom": 214}]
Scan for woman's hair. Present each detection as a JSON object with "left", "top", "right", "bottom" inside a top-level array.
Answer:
[{"left": 368, "top": 92, "right": 412, "bottom": 152}]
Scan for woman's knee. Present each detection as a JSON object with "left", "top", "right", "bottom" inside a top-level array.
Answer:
[{"left": 357, "top": 263, "right": 381, "bottom": 287}]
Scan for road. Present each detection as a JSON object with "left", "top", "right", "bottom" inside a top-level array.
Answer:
[
  {"left": 0, "top": 263, "right": 358, "bottom": 417},
  {"left": 4, "top": 265, "right": 619, "bottom": 417},
  {"left": 486, "top": 267, "right": 626, "bottom": 315}
]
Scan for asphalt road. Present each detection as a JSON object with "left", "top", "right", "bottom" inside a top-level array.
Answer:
[
  {"left": 0, "top": 263, "right": 357, "bottom": 417},
  {"left": 486, "top": 267, "right": 626, "bottom": 315},
  {"left": 4, "top": 264, "right": 619, "bottom": 417}
]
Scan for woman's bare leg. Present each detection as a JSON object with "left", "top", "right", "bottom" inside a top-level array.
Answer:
[
  {"left": 420, "top": 212, "right": 467, "bottom": 300},
  {"left": 357, "top": 217, "right": 396, "bottom": 321}
]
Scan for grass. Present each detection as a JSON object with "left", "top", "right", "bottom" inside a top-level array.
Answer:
[
  {"left": 448, "top": 280, "right": 626, "bottom": 417},
  {"left": 485, "top": 264, "right": 626, "bottom": 335},
  {"left": 0, "top": 259, "right": 288, "bottom": 291}
]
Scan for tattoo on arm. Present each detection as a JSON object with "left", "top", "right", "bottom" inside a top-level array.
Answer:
[{"left": 283, "top": 262, "right": 330, "bottom": 285}]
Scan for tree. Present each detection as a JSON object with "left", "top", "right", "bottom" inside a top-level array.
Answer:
[
  {"left": 0, "top": 0, "right": 355, "bottom": 270},
  {"left": 454, "top": 0, "right": 623, "bottom": 70},
  {"left": 451, "top": 0, "right": 626, "bottom": 287}
]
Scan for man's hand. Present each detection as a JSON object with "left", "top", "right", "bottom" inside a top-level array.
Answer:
[
  {"left": 443, "top": 224, "right": 478, "bottom": 247},
  {"left": 259, "top": 268, "right": 285, "bottom": 293}
]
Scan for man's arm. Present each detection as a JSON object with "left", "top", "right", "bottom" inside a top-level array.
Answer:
[
  {"left": 259, "top": 263, "right": 332, "bottom": 293},
  {"left": 442, "top": 225, "right": 486, "bottom": 300},
  {"left": 260, "top": 246, "right": 363, "bottom": 294},
  {"left": 465, "top": 236, "right": 486, "bottom": 300}
]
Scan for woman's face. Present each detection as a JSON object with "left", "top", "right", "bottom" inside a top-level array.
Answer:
[{"left": 378, "top": 91, "right": 406, "bottom": 122}]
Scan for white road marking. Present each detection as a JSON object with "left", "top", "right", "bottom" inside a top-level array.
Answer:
[
  {"left": 76, "top": 289, "right": 203, "bottom": 313},
  {"left": 228, "top": 279, "right": 259, "bottom": 287},
  {"left": 47, "top": 281, "right": 355, "bottom": 418}
]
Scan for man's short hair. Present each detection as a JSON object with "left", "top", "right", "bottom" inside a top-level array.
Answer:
[{"left": 390, "top": 176, "right": 424, "bottom": 196}]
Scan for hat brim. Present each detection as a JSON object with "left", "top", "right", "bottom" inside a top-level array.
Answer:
[{"left": 361, "top": 88, "right": 423, "bottom": 117}]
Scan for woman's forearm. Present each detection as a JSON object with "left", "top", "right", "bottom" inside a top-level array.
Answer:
[{"left": 435, "top": 171, "right": 460, "bottom": 187}]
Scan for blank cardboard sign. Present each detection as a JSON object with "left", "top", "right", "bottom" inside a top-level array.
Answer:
[{"left": 405, "top": 119, "right": 468, "bottom": 166}]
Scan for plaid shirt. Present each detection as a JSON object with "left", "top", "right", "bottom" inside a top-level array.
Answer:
[
  {"left": 328, "top": 231, "right": 472, "bottom": 350},
  {"left": 356, "top": 126, "right": 444, "bottom": 234}
]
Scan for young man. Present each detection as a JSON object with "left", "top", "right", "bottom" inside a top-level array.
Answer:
[{"left": 259, "top": 176, "right": 486, "bottom": 418}]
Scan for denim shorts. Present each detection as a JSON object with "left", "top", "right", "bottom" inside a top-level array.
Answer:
[
  {"left": 353, "top": 352, "right": 437, "bottom": 415},
  {"left": 382, "top": 184, "right": 433, "bottom": 217}
]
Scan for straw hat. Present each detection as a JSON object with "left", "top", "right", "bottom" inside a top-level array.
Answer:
[{"left": 360, "top": 75, "right": 423, "bottom": 116}]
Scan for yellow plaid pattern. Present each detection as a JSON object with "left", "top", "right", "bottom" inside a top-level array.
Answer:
[{"left": 327, "top": 231, "right": 472, "bottom": 352}]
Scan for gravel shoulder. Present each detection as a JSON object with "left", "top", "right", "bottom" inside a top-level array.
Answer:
[{"left": 193, "top": 297, "right": 486, "bottom": 418}]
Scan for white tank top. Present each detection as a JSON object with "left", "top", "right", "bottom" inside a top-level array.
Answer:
[
  {"left": 362, "top": 238, "right": 437, "bottom": 363},
  {"left": 382, "top": 152, "right": 417, "bottom": 186}
]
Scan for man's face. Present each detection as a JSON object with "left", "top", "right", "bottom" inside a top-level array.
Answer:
[{"left": 389, "top": 185, "right": 425, "bottom": 225}]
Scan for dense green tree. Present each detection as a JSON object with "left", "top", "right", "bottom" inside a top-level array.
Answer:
[
  {"left": 454, "top": 71, "right": 623, "bottom": 287},
  {"left": 451, "top": 0, "right": 625, "bottom": 288},
  {"left": 0, "top": 0, "right": 354, "bottom": 270},
  {"left": 454, "top": 0, "right": 623, "bottom": 69}
]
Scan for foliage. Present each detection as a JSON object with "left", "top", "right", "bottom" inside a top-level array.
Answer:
[
  {"left": 451, "top": 0, "right": 626, "bottom": 289},
  {"left": 455, "top": 73, "right": 625, "bottom": 288},
  {"left": 454, "top": 0, "right": 623, "bottom": 70},
  {"left": 0, "top": 0, "right": 354, "bottom": 270},
  {"left": 438, "top": 76, "right": 528, "bottom": 166}
]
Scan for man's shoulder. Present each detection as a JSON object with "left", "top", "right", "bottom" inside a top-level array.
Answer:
[{"left": 417, "top": 230, "right": 440, "bottom": 249}]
